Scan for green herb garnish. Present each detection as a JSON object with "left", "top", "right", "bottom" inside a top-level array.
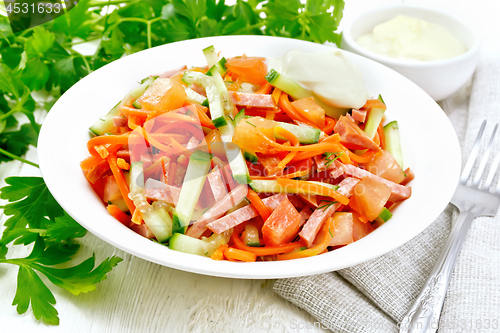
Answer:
[
  {"left": 322, "top": 152, "right": 343, "bottom": 166},
  {"left": 246, "top": 121, "right": 257, "bottom": 127},
  {"left": 318, "top": 200, "right": 339, "bottom": 211}
]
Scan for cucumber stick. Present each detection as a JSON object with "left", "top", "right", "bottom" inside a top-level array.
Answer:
[
  {"left": 265, "top": 69, "right": 348, "bottom": 119},
  {"left": 207, "top": 65, "right": 233, "bottom": 115},
  {"left": 249, "top": 179, "right": 339, "bottom": 194},
  {"left": 375, "top": 207, "right": 392, "bottom": 224},
  {"left": 242, "top": 224, "right": 260, "bottom": 247},
  {"left": 173, "top": 150, "right": 212, "bottom": 231},
  {"left": 274, "top": 122, "right": 321, "bottom": 144},
  {"left": 90, "top": 77, "right": 155, "bottom": 135},
  {"left": 182, "top": 71, "right": 227, "bottom": 128},
  {"left": 169, "top": 233, "right": 209, "bottom": 256},
  {"left": 184, "top": 87, "right": 207, "bottom": 105},
  {"left": 383, "top": 121, "right": 404, "bottom": 168},
  {"left": 129, "top": 162, "right": 173, "bottom": 242},
  {"left": 225, "top": 143, "right": 251, "bottom": 184},
  {"left": 363, "top": 107, "right": 385, "bottom": 139}
]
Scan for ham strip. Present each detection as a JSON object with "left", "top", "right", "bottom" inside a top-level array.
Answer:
[
  {"left": 186, "top": 184, "right": 248, "bottom": 238},
  {"left": 207, "top": 194, "right": 287, "bottom": 234},
  {"left": 334, "top": 115, "right": 381, "bottom": 152},
  {"left": 314, "top": 156, "right": 346, "bottom": 179},
  {"left": 343, "top": 164, "right": 411, "bottom": 202},
  {"left": 230, "top": 91, "right": 276, "bottom": 108},
  {"left": 207, "top": 167, "right": 227, "bottom": 202},
  {"left": 299, "top": 177, "right": 359, "bottom": 247},
  {"left": 113, "top": 116, "right": 128, "bottom": 127},
  {"left": 351, "top": 109, "right": 367, "bottom": 123},
  {"left": 144, "top": 179, "right": 180, "bottom": 205},
  {"left": 299, "top": 206, "right": 313, "bottom": 227}
]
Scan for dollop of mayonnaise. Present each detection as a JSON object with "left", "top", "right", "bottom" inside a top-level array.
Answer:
[
  {"left": 267, "top": 49, "right": 369, "bottom": 109},
  {"left": 356, "top": 15, "right": 467, "bottom": 61}
]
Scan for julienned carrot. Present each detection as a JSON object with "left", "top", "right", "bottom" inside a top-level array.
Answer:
[
  {"left": 377, "top": 122, "right": 386, "bottom": 149},
  {"left": 128, "top": 116, "right": 143, "bottom": 130},
  {"left": 87, "top": 133, "right": 131, "bottom": 156},
  {"left": 283, "top": 158, "right": 313, "bottom": 178},
  {"left": 106, "top": 152, "right": 136, "bottom": 213},
  {"left": 107, "top": 205, "right": 131, "bottom": 226},
  {"left": 256, "top": 81, "right": 272, "bottom": 94},
  {"left": 324, "top": 117, "right": 336, "bottom": 135},
  {"left": 279, "top": 93, "right": 318, "bottom": 128},
  {"left": 271, "top": 87, "right": 282, "bottom": 105},
  {"left": 131, "top": 207, "right": 142, "bottom": 225},
  {"left": 231, "top": 231, "right": 305, "bottom": 256},
  {"left": 344, "top": 147, "right": 375, "bottom": 164},
  {"left": 276, "top": 178, "right": 349, "bottom": 205},
  {"left": 120, "top": 105, "right": 152, "bottom": 117},
  {"left": 191, "top": 103, "right": 215, "bottom": 129},
  {"left": 117, "top": 158, "right": 130, "bottom": 170},
  {"left": 275, "top": 127, "right": 299, "bottom": 169},
  {"left": 362, "top": 99, "right": 386, "bottom": 110},
  {"left": 211, "top": 244, "right": 229, "bottom": 260},
  {"left": 277, "top": 218, "right": 334, "bottom": 260},
  {"left": 223, "top": 247, "right": 257, "bottom": 262},
  {"left": 260, "top": 132, "right": 341, "bottom": 152},
  {"left": 247, "top": 189, "right": 272, "bottom": 221},
  {"left": 94, "top": 145, "right": 109, "bottom": 159}
]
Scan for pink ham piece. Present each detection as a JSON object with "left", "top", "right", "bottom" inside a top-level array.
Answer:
[
  {"left": 334, "top": 115, "right": 381, "bottom": 152},
  {"left": 113, "top": 116, "right": 128, "bottom": 127},
  {"left": 314, "top": 155, "right": 347, "bottom": 179},
  {"left": 299, "top": 177, "right": 359, "bottom": 247},
  {"left": 299, "top": 206, "right": 313, "bottom": 227},
  {"left": 328, "top": 212, "right": 354, "bottom": 247},
  {"left": 230, "top": 91, "right": 276, "bottom": 108},
  {"left": 144, "top": 179, "right": 180, "bottom": 206},
  {"left": 186, "top": 184, "right": 248, "bottom": 238},
  {"left": 207, "top": 167, "right": 228, "bottom": 202},
  {"left": 207, "top": 193, "right": 287, "bottom": 234},
  {"left": 343, "top": 164, "right": 411, "bottom": 203},
  {"left": 351, "top": 109, "right": 367, "bottom": 123}
]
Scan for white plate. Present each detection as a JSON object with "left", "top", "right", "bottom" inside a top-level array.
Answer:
[{"left": 38, "top": 36, "right": 460, "bottom": 279}]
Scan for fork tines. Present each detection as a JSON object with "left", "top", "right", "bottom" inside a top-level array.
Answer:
[{"left": 460, "top": 120, "right": 500, "bottom": 192}]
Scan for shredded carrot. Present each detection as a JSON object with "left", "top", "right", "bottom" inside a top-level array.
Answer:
[
  {"left": 278, "top": 218, "right": 334, "bottom": 260},
  {"left": 87, "top": 133, "right": 130, "bottom": 156},
  {"left": 193, "top": 104, "right": 215, "bottom": 129},
  {"left": 265, "top": 110, "right": 276, "bottom": 120},
  {"left": 231, "top": 231, "right": 305, "bottom": 256},
  {"left": 131, "top": 207, "right": 142, "bottom": 225},
  {"left": 377, "top": 122, "right": 386, "bottom": 149},
  {"left": 117, "top": 158, "right": 130, "bottom": 170},
  {"left": 94, "top": 145, "right": 110, "bottom": 159},
  {"left": 271, "top": 88, "right": 282, "bottom": 105},
  {"left": 128, "top": 116, "right": 143, "bottom": 130},
  {"left": 362, "top": 99, "right": 386, "bottom": 110},
  {"left": 247, "top": 189, "right": 272, "bottom": 221},
  {"left": 344, "top": 147, "right": 375, "bottom": 164},
  {"left": 107, "top": 205, "right": 131, "bottom": 226},
  {"left": 223, "top": 247, "right": 257, "bottom": 262},
  {"left": 276, "top": 178, "right": 349, "bottom": 205},
  {"left": 80, "top": 155, "right": 103, "bottom": 171},
  {"left": 324, "top": 117, "right": 336, "bottom": 135},
  {"left": 211, "top": 244, "right": 229, "bottom": 260},
  {"left": 260, "top": 132, "right": 340, "bottom": 152},
  {"left": 275, "top": 126, "right": 299, "bottom": 169},
  {"left": 256, "top": 81, "right": 272, "bottom": 94},
  {"left": 106, "top": 152, "right": 136, "bottom": 214},
  {"left": 120, "top": 105, "right": 151, "bottom": 117}
]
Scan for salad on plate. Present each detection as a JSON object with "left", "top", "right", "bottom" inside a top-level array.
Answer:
[{"left": 80, "top": 46, "right": 413, "bottom": 262}]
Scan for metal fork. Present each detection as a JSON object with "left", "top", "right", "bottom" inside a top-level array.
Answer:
[{"left": 400, "top": 120, "right": 500, "bottom": 333}]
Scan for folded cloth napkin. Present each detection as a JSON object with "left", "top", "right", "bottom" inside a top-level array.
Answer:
[{"left": 274, "top": 35, "right": 500, "bottom": 333}]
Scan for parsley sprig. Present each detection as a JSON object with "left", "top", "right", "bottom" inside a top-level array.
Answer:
[{"left": 318, "top": 200, "right": 339, "bottom": 211}]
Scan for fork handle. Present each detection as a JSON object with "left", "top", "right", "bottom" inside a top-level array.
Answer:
[{"left": 399, "top": 210, "right": 476, "bottom": 333}]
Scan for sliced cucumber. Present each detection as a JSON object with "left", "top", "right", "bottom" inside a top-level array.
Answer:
[
  {"left": 363, "top": 107, "right": 385, "bottom": 140},
  {"left": 132, "top": 100, "right": 142, "bottom": 109},
  {"left": 182, "top": 71, "right": 227, "bottom": 128},
  {"left": 243, "top": 151, "right": 258, "bottom": 164},
  {"left": 383, "top": 121, "right": 404, "bottom": 169},
  {"left": 207, "top": 65, "right": 232, "bottom": 115},
  {"left": 274, "top": 122, "right": 321, "bottom": 144},
  {"left": 184, "top": 87, "right": 207, "bottom": 105},
  {"left": 201, "top": 231, "right": 232, "bottom": 256},
  {"left": 142, "top": 201, "right": 173, "bottom": 242},
  {"left": 249, "top": 179, "right": 338, "bottom": 194},
  {"left": 265, "top": 69, "right": 348, "bottom": 119},
  {"left": 169, "top": 233, "right": 209, "bottom": 256},
  {"left": 202, "top": 45, "right": 226, "bottom": 72},
  {"left": 242, "top": 224, "right": 260, "bottom": 247},
  {"left": 89, "top": 77, "right": 155, "bottom": 135},
  {"left": 234, "top": 108, "right": 245, "bottom": 126},
  {"left": 225, "top": 143, "right": 251, "bottom": 184},
  {"left": 173, "top": 150, "right": 212, "bottom": 232},
  {"left": 375, "top": 207, "right": 392, "bottom": 224}
]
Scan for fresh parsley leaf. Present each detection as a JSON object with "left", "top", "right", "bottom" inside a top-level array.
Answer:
[
  {"left": 322, "top": 151, "right": 343, "bottom": 166},
  {"left": 45, "top": 214, "right": 87, "bottom": 243},
  {"left": 3, "top": 237, "right": 122, "bottom": 325},
  {"left": 24, "top": 26, "right": 55, "bottom": 59}
]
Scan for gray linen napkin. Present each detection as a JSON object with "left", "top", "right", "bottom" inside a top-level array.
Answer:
[{"left": 274, "top": 36, "right": 500, "bottom": 333}]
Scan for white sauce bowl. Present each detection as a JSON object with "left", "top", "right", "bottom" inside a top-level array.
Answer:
[{"left": 342, "top": 4, "right": 480, "bottom": 101}]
